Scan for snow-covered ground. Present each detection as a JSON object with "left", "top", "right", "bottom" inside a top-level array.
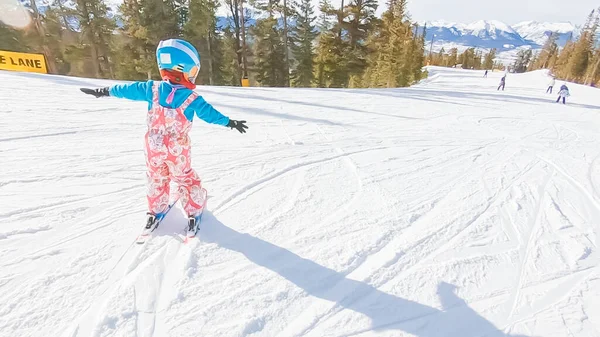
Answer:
[{"left": 1, "top": 67, "right": 600, "bottom": 337}]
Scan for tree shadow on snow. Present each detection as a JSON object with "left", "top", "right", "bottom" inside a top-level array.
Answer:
[
  {"left": 199, "top": 87, "right": 369, "bottom": 114},
  {"left": 199, "top": 212, "right": 530, "bottom": 337},
  {"left": 5, "top": 70, "right": 106, "bottom": 88},
  {"left": 213, "top": 102, "right": 353, "bottom": 126},
  {"left": 214, "top": 98, "right": 427, "bottom": 123}
]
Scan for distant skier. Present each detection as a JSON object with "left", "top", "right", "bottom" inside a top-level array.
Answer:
[
  {"left": 498, "top": 76, "right": 506, "bottom": 91},
  {"left": 556, "top": 83, "right": 570, "bottom": 104},
  {"left": 546, "top": 77, "right": 555, "bottom": 94},
  {"left": 484, "top": 70, "right": 488, "bottom": 78},
  {"left": 79, "top": 39, "right": 249, "bottom": 234}
]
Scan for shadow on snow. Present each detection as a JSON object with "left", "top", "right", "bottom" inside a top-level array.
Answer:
[{"left": 191, "top": 211, "right": 529, "bottom": 337}]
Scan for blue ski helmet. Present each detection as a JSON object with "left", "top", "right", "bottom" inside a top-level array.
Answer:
[{"left": 156, "top": 39, "right": 201, "bottom": 88}]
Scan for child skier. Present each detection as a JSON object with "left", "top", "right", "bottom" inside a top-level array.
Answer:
[
  {"left": 80, "top": 39, "right": 248, "bottom": 237},
  {"left": 546, "top": 77, "right": 555, "bottom": 94},
  {"left": 556, "top": 83, "right": 570, "bottom": 104}
]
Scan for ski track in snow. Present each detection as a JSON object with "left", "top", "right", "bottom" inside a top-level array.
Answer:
[{"left": 1, "top": 67, "right": 600, "bottom": 337}]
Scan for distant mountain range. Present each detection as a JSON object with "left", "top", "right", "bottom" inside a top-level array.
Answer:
[
  {"left": 418, "top": 20, "right": 587, "bottom": 64},
  {"left": 420, "top": 20, "right": 579, "bottom": 63}
]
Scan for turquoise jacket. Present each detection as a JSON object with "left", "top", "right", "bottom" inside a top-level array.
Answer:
[{"left": 109, "top": 80, "right": 230, "bottom": 126}]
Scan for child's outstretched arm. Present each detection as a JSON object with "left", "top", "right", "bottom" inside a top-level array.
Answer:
[
  {"left": 80, "top": 81, "right": 151, "bottom": 101},
  {"left": 189, "top": 96, "right": 249, "bottom": 134}
]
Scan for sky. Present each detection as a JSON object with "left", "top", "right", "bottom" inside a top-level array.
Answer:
[
  {"left": 1, "top": 0, "right": 595, "bottom": 28},
  {"left": 355, "top": 0, "right": 596, "bottom": 24},
  {"left": 211, "top": 0, "right": 597, "bottom": 25}
]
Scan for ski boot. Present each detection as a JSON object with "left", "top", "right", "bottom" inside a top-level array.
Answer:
[
  {"left": 184, "top": 188, "right": 208, "bottom": 242},
  {"left": 186, "top": 213, "right": 202, "bottom": 240},
  {"left": 136, "top": 213, "right": 158, "bottom": 244}
]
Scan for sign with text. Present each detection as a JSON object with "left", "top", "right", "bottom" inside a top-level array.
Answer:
[{"left": 0, "top": 50, "right": 48, "bottom": 74}]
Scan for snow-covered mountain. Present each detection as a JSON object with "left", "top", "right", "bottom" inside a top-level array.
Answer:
[
  {"left": 421, "top": 20, "right": 579, "bottom": 64},
  {"left": 423, "top": 20, "right": 529, "bottom": 51},
  {"left": 423, "top": 19, "right": 578, "bottom": 51},
  {"left": 466, "top": 20, "right": 521, "bottom": 41},
  {"left": 512, "top": 21, "right": 575, "bottom": 46}
]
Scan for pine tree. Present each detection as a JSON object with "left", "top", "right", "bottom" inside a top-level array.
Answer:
[
  {"left": 250, "top": 0, "right": 287, "bottom": 86},
  {"left": 473, "top": 49, "right": 482, "bottom": 69},
  {"left": 512, "top": 49, "right": 533, "bottom": 73},
  {"left": 290, "top": 0, "right": 318, "bottom": 87},
  {"left": 221, "top": 26, "right": 243, "bottom": 85},
  {"left": 223, "top": 0, "right": 243, "bottom": 83},
  {"left": 584, "top": 10, "right": 600, "bottom": 85},
  {"left": 25, "top": 0, "right": 60, "bottom": 73},
  {"left": 314, "top": 0, "right": 348, "bottom": 87},
  {"left": 410, "top": 24, "right": 426, "bottom": 81},
  {"left": 342, "top": 0, "right": 377, "bottom": 86},
  {"left": 447, "top": 48, "right": 458, "bottom": 67},
  {"left": 431, "top": 48, "right": 445, "bottom": 66},
  {"left": 534, "top": 32, "right": 559, "bottom": 69},
  {"left": 363, "top": 0, "right": 404, "bottom": 87},
  {"left": 365, "top": 0, "right": 423, "bottom": 87},
  {"left": 0, "top": 23, "right": 25, "bottom": 52},
  {"left": 585, "top": 48, "right": 600, "bottom": 85},
  {"left": 184, "top": 0, "right": 222, "bottom": 85},
  {"left": 39, "top": 4, "right": 72, "bottom": 74},
  {"left": 72, "top": 0, "right": 116, "bottom": 78},
  {"left": 483, "top": 48, "right": 496, "bottom": 70},
  {"left": 459, "top": 48, "right": 476, "bottom": 69},
  {"left": 553, "top": 37, "right": 575, "bottom": 80},
  {"left": 567, "top": 9, "right": 598, "bottom": 81},
  {"left": 527, "top": 51, "right": 538, "bottom": 71},
  {"left": 314, "top": 0, "right": 332, "bottom": 87},
  {"left": 117, "top": 0, "right": 182, "bottom": 80},
  {"left": 281, "top": 0, "right": 292, "bottom": 86},
  {"left": 116, "top": 0, "right": 152, "bottom": 79}
]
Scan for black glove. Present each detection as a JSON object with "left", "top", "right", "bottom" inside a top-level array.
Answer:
[
  {"left": 80, "top": 87, "right": 110, "bottom": 98},
  {"left": 227, "top": 119, "right": 248, "bottom": 134}
]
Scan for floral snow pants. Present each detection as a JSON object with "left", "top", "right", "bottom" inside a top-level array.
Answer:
[{"left": 144, "top": 83, "right": 206, "bottom": 216}]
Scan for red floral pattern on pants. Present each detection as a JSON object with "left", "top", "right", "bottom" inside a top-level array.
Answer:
[{"left": 144, "top": 83, "right": 205, "bottom": 216}]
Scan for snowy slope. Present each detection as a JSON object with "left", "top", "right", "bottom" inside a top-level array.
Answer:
[{"left": 1, "top": 68, "right": 600, "bottom": 337}]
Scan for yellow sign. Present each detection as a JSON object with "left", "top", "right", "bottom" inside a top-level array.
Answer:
[
  {"left": 0, "top": 50, "right": 48, "bottom": 74},
  {"left": 241, "top": 76, "right": 250, "bottom": 87}
]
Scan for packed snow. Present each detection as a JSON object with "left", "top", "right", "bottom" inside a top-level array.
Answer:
[{"left": 1, "top": 67, "right": 600, "bottom": 337}]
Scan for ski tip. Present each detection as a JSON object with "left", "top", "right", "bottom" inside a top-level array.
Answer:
[{"left": 136, "top": 234, "right": 150, "bottom": 244}]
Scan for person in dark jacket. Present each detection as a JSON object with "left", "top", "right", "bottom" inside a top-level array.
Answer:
[
  {"left": 556, "top": 84, "right": 570, "bottom": 104},
  {"left": 497, "top": 76, "right": 505, "bottom": 91}
]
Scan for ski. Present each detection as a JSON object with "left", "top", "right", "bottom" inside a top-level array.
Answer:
[{"left": 136, "top": 200, "right": 178, "bottom": 244}]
